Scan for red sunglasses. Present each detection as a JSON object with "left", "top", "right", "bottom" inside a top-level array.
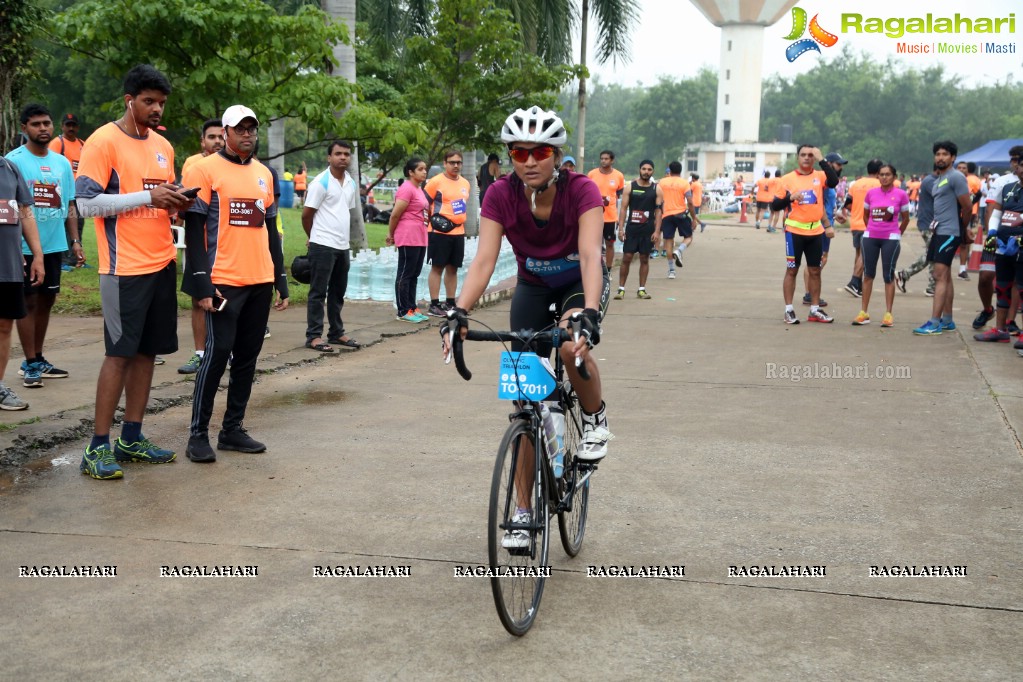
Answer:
[{"left": 508, "top": 146, "right": 556, "bottom": 163}]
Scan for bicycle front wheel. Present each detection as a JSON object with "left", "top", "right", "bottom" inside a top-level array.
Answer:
[
  {"left": 558, "top": 397, "right": 590, "bottom": 557},
  {"left": 488, "top": 418, "right": 550, "bottom": 636}
]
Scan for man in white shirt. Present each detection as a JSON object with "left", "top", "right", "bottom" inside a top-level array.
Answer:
[{"left": 301, "top": 140, "right": 361, "bottom": 351}]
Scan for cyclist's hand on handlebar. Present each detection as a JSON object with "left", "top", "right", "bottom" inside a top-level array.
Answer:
[
  {"left": 570, "top": 308, "right": 601, "bottom": 357},
  {"left": 439, "top": 306, "right": 469, "bottom": 360}
]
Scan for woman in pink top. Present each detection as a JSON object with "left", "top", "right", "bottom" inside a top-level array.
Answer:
[
  {"left": 387, "top": 158, "right": 430, "bottom": 322},
  {"left": 855, "top": 163, "right": 910, "bottom": 327}
]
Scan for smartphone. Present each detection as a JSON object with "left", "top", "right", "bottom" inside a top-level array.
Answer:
[
  {"left": 211, "top": 295, "right": 228, "bottom": 312},
  {"left": 181, "top": 187, "right": 200, "bottom": 199}
]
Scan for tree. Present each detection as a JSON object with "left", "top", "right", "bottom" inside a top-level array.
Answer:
[
  {"left": 45, "top": 0, "right": 427, "bottom": 162},
  {"left": 0, "top": 0, "right": 39, "bottom": 153},
  {"left": 401, "top": 0, "right": 575, "bottom": 167}
]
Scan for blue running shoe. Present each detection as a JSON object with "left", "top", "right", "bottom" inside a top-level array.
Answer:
[
  {"left": 114, "top": 437, "right": 176, "bottom": 464},
  {"left": 941, "top": 320, "right": 957, "bottom": 331},
  {"left": 81, "top": 445, "right": 123, "bottom": 479},
  {"left": 22, "top": 361, "right": 43, "bottom": 388},
  {"left": 913, "top": 321, "right": 942, "bottom": 336}
]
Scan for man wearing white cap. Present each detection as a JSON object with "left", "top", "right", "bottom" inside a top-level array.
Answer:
[{"left": 181, "top": 104, "right": 289, "bottom": 463}]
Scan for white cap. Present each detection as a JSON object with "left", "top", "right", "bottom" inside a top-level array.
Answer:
[{"left": 222, "top": 105, "right": 258, "bottom": 128}]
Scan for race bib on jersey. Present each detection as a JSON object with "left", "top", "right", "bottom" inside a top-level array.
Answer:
[
  {"left": 71, "top": 159, "right": 79, "bottom": 173},
  {"left": 0, "top": 199, "right": 18, "bottom": 225},
  {"left": 870, "top": 206, "right": 894, "bottom": 223},
  {"left": 524, "top": 254, "right": 581, "bottom": 288},
  {"left": 32, "top": 182, "right": 61, "bottom": 209},
  {"left": 795, "top": 190, "right": 818, "bottom": 205},
  {"left": 229, "top": 199, "right": 266, "bottom": 227},
  {"left": 450, "top": 198, "right": 466, "bottom": 216},
  {"left": 1001, "top": 210, "right": 1022, "bottom": 228},
  {"left": 629, "top": 209, "right": 649, "bottom": 224}
]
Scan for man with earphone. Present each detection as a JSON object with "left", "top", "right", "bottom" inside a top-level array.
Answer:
[{"left": 74, "top": 64, "right": 193, "bottom": 481}]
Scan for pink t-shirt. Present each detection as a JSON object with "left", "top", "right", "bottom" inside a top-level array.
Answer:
[
  {"left": 393, "top": 181, "right": 429, "bottom": 247},
  {"left": 863, "top": 186, "right": 909, "bottom": 240}
]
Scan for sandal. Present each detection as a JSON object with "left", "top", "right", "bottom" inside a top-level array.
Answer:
[
  {"left": 332, "top": 337, "right": 361, "bottom": 349},
  {"left": 305, "top": 339, "right": 335, "bottom": 353}
]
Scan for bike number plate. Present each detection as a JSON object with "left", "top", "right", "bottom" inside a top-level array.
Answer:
[{"left": 497, "top": 352, "right": 557, "bottom": 401}]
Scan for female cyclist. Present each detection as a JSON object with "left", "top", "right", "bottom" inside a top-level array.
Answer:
[{"left": 443, "top": 105, "right": 612, "bottom": 462}]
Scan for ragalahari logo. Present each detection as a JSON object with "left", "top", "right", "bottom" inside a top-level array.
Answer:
[{"left": 784, "top": 7, "right": 839, "bottom": 62}]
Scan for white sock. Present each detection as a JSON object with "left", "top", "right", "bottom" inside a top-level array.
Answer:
[
  {"left": 959, "top": 265, "right": 967, "bottom": 273},
  {"left": 810, "top": 305, "right": 819, "bottom": 313},
  {"left": 678, "top": 244, "right": 687, "bottom": 254},
  {"left": 785, "top": 304, "right": 794, "bottom": 313},
  {"left": 195, "top": 350, "right": 205, "bottom": 358}
]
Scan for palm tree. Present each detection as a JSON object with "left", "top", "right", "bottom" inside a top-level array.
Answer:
[{"left": 322, "top": 0, "right": 369, "bottom": 248}]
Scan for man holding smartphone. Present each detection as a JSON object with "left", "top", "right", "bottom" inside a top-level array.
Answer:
[
  {"left": 75, "top": 64, "right": 192, "bottom": 480},
  {"left": 181, "top": 104, "right": 289, "bottom": 463}
]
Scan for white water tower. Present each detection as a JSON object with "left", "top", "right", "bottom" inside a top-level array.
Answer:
[
  {"left": 684, "top": 0, "right": 800, "bottom": 182},
  {"left": 689, "top": 0, "right": 800, "bottom": 143}
]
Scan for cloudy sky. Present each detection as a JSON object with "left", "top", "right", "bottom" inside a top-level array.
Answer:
[{"left": 585, "top": 0, "right": 1020, "bottom": 87}]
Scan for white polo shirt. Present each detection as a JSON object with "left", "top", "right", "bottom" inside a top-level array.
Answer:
[{"left": 306, "top": 168, "right": 359, "bottom": 250}]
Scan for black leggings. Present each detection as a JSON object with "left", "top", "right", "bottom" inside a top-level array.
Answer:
[
  {"left": 861, "top": 237, "right": 901, "bottom": 283},
  {"left": 394, "top": 246, "right": 426, "bottom": 313}
]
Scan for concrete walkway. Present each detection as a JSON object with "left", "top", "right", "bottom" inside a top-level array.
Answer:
[{"left": 1, "top": 218, "right": 1021, "bottom": 679}]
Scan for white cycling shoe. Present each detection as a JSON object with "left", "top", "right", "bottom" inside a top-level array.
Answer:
[{"left": 578, "top": 403, "right": 613, "bottom": 462}]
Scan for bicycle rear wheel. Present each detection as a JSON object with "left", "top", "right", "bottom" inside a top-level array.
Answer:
[
  {"left": 558, "top": 397, "right": 590, "bottom": 557},
  {"left": 488, "top": 418, "right": 550, "bottom": 636}
]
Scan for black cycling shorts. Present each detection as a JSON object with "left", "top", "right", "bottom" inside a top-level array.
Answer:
[{"left": 509, "top": 272, "right": 611, "bottom": 357}]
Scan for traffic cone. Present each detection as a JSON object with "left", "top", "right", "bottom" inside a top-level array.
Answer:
[
  {"left": 967, "top": 223, "right": 984, "bottom": 272},
  {"left": 739, "top": 197, "right": 749, "bottom": 224}
]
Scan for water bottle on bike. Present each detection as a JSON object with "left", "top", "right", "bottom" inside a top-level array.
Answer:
[{"left": 539, "top": 402, "right": 565, "bottom": 478}]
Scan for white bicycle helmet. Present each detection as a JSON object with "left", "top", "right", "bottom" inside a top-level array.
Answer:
[{"left": 501, "top": 106, "right": 567, "bottom": 146}]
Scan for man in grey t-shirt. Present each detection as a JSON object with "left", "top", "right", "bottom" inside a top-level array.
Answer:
[
  {"left": 0, "top": 157, "right": 45, "bottom": 409},
  {"left": 913, "top": 141, "right": 972, "bottom": 335}
]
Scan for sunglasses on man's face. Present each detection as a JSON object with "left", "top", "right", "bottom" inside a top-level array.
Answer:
[{"left": 508, "top": 146, "right": 555, "bottom": 163}]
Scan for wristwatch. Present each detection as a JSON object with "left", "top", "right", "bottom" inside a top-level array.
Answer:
[{"left": 71, "top": 239, "right": 82, "bottom": 244}]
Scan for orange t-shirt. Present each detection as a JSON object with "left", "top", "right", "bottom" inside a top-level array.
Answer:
[
  {"left": 75, "top": 122, "right": 176, "bottom": 275},
  {"left": 690, "top": 180, "right": 703, "bottom": 208},
  {"left": 180, "top": 153, "right": 206, "bottom": 180},
  {"left": 660, "top": 176, "right": 692, "bottom": 218},
  {"left": 781, "top": 170, "right": 827, "bottom": 235},
  {"left": 424, "top": 173, "right": 471, "bottom": 235},
  {"left": 48, "top": 135, "right": 85, "bottom": 178},
  {"left": 182, "top": 153, "right": 277, "bottom": 287},
  {"left": 769, "top": 177, "right": 785, "bottom": 198},
  {"left": 755, "top": 178, "right": 773, "bottom": 202},
  {"left": 294, "top": 171, "right": 307, "bottom": 192},
  {"left": 587, "top": 168, "right": 626, "bottom": 222},
  {"left": 907, "top": 180, "right": 921, "bottom": 201},
  {"left": 847, "top": 177, "right": 881, "bottom": 231},
  {"left": 967, "top": 174, "right": 982, "bottom": 215}
]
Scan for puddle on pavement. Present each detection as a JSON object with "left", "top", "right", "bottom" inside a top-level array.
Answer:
[
  {"left": 0, "top": 454, "right": 76, "bottom": 495},
  {"left": 257, "top": 390, "right": 348, "bottom": 409}
]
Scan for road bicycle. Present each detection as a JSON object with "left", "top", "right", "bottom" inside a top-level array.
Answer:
[{"left": 444, "top": 317, "right": 596, "bottom": 636}]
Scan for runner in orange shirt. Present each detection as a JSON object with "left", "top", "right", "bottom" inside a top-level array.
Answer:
[
  {"left": 772, "top": 145, "right": 839, "bottom": 324},
  {"left": 49, "top": 112, "right": 87, "bottom": 268},
  {"left": 956, "top": 161, "right": 983, "bottom": 280},
  {"left": 424, "top": 150, "right": 471, "bottom": 316},
  {"left": 177, "top": 117, "right": 225, "bottom": 376},
  {"left": 660, "top": 161, "right": 697, "bottom": 279},
  {"left": 293, "top": 163, "right": 308, "bottom": 209},
  {"left": 181, "top": 104, "right": 289, "bottom": 463},
  {"left": 754, "top": 171, "right": 773, "bottom": 230},
  {"left": 768, "top": 169, "right": 784, "bottom": 232},
  {"left": 689, "top": 173, "right": 706, "bottom": 233},
  {"left": 841, "top": 160, "right": 882, "bottom": 297},
  {"left": 74, "top": 64, "right": 193, "bottom": 480},
  {"left": 588, "top": 150, "right": 626, "bottom": 270}
]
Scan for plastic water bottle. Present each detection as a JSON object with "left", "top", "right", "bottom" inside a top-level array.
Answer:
[
  {"left": 539, "top": 402, "right": 565, "bottom": 478},
  {"left": 549, "top": 405, "right": 565, "bottom": 478}
]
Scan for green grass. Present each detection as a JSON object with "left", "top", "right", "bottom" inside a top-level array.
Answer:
[
  {"left": 53, "top": 208, "right": 389, "bottom": 315},
  {"left": 0, "top": 416, "right": 41, "bottom": 432}
]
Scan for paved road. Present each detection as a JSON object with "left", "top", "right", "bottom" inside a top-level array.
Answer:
[{"left": 2, "top": 220, "right": 1021, "bottom": 679}]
